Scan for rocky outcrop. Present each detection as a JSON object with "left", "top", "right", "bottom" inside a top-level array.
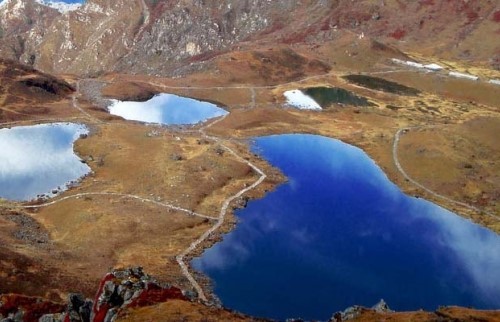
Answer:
[
  {"left": 0, "top": 268, "right": 190, "bottom": 322},
  {"left": 89, "top": 267, "right": 189, "bottom": 322},
  {"left": 0, "top": 0, "right": 60, "bottom": 63},
  {"left": 330, "top": 299, "right": 392, "bottom": 321},
  {"left": 113, "top": 0, "right": 302, "bottom": 76},
  {"left": 1, "top": 0, "right": 499, "bottom": 75},
  {"left": 0, "top": 294, "right": 65, "bottom": 322}
]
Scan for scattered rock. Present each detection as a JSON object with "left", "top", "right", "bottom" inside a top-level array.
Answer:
[
  {"left": 372, "top": 299, "right": 392, "bottom": 313},
  {"left": 170, "top": 153, "right": 184, "bottom": 161},
  {"left": 331, "top": 299, "right": 391, "bottom": 321},
  {"left": 0, "top": 294, "right": 65, "bottom": 322},
  {"left": 214, "top": 147, "right": 225, "bottom": 156},
  {"left": 91, "top": 267, "right": 188, "bottom": 322},
  {"left": 146, "top": 130, "right": 160, "bottom": 138},
  {"left": 197, "top": 139, "right": 210, "bottom": 145},
  {"left": 331, "top": 305, "right": 365, "bottom": 321},
  {"left": 33, "top": 268, "right": 190, "bottom": 322},
  {"left": 3, "top": 212, "right": 49, "bottom": 246}
]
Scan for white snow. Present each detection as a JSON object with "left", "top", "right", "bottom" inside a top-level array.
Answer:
[
  {"left": 284, "top": 90, "right": 322, "bottom": 110},
  {"left": 0, "top": 0, "right": 26, "bottom": 15},
  {"left": 35, "top": 0, "right": 82, "bottom": 13},
  {"left": 392, "top": 58, "right": 444, "bottom": 71},
  {"left": 488, "top": 79, "right": 500, "bottom": 85},
  {"left": 449, "top": 72, "right": 479, "bottom": 81},
  {"left": 423, "top": 63, "right": 444, "bottom": 71},
  {"left": 0, "top": 0, "right": 82, "bottom": 12},
  {"left": 405, "top": 61, "right": 425, "bottom": 69}
]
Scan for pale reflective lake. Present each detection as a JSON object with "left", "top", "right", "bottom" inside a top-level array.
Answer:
[
  {"left": 0, "top": 123, "right": 91, "bottom": 201},
  {"left": 192, "top": 134, "right": 500, "bottom": 321},
  {"left": 108, "top": 94, "right": 228, "bottom": 125}
]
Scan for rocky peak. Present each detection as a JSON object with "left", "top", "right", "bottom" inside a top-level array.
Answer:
[
  {"left": 0, "top": 0, "right": 60, "bottom": 62},
  {"left": 35, "top": 0, "right": 82, "bottom": 13},
  {"left": 0, "top": 0, "right": 58, "bottom": 28}
]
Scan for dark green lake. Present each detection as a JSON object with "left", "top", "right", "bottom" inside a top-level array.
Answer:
[{"left": 304, "top": 87, "right": 375, "bottom": 107}]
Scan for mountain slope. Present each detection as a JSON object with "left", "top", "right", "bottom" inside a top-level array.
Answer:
[{"left": 0, "top": 0, "right": 498, "bottom": 76}]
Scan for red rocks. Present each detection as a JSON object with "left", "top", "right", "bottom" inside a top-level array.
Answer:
[
  {"left": 127, "top": 282, "right": 187, "bottom": 309},
  {"left": 390, "top": 28, "right": 407, "bottom": 40},
  {"left": 91, "top": 267, "right": 189, "bottom": 322},
  {"left": 1, "top": 268, "right": 190, "bottom": 322},
  {"left": 493, "top": 10, "right": 500, "bottom": 23},
  {"left": 0, "top": 294, "right": 65, "bottom": 322}
]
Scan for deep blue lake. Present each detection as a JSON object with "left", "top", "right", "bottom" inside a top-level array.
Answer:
[
  {"left": 0, "top": 123, "right": 90, "bottom": 201},
  {"left": 108, "top": 94, "right": 228, "bottom": 125},
  {"left": 192, "top": 134, "right": 500, "bottom": 321}
]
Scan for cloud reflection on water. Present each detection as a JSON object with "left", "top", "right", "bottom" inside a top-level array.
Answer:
[
  {"left": 108, "top": 94, "right": 228, "bottom": 125},
  {"left": 0, "top": 123, "right": 90, "bottom": 201},
  {"left": 192, "top": 134, "right": 500, "bottom": 320}
]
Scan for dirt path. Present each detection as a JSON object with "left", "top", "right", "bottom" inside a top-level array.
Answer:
[
  {"left": 176, "top": 114, "right": 267, "bottom": 303},
  {"left": 2, "top": 70, "right": 498, "bottom": 303},
  {"left": 1, "top": 81, "right": 268, "bottom": 303},
  {"left": 21, "top": 192, "right": 216, "bottom": 221}
]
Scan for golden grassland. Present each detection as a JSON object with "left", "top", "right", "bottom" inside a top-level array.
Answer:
[{"left": 0, "top": 42, "right": 499, "bottom": 320}]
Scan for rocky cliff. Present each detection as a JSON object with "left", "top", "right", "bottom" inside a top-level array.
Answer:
[{"left": 0, "top": 0, "right": 499, "bottom": 76}]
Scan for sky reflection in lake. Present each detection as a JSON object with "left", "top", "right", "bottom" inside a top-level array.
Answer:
[
  {"left": 108, "top": 94, "right": 228, "bottom": 125},
  {"left": 192, "top": 134, "right": 500, "bottom": 321},
  {"left": 0, "top": 123, "right": 90, "bottom": 201}
]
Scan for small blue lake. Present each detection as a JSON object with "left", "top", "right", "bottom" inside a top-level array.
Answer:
[
  {"left": 192, "top": 134, "right": 500, "bottom": 321},
  {"left": 108, "top": 94, "right": 228, "bottom": 125},
  {"left": 0, "top": 123, "right": 90, "bottom": 201}
]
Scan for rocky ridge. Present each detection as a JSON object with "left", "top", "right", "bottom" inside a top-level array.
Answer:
[
  {"left": 0, "top": 268, "right": 191, "bottom": 322},
  {"left": 0, "top": 0, "right": 498, "bottom": 76}
]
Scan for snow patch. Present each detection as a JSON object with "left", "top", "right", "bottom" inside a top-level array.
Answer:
[
  {"left": 35, "top": 0, "right": 82, "bottom": 13},
  {"left": 449, "top": 72, "right": 479, "bottom": 81},
  {"left": 0, "top": 0, "right": 27, "bottom": 16},
  {"left": 391, "top": 58, "right": 444, "bottom": 71},
  {"left": 284, "top": 90, "right": 322, "bottom": 110},
  {"left": 423, "top": 63, "right": 444, "bottom": 71}
]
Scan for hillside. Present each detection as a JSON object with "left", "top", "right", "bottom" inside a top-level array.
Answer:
[
  {"left": 0, "top": 0, "right": 499, "bottom": 321},
  {"left": 0, "top": 0, "right": 498, "bottom": 76}
]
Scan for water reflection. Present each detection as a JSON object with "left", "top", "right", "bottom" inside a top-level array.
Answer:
[
  {"left": 192, "top": 134, "right": 500, "bottom": 321},
  {"left": 108, "top": 94, "right": 228, "bottom": 125},
  {"left": 304, "top": 87, "right": 375, "bottom": 107},
  {"left": 0, "top": 123, "right": 90, "bottom": 201}
]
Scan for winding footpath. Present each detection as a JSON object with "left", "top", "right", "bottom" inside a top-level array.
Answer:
[
  {"left": 2, "top": 69, "right": 497, "bottom": 303},
  {"left": 21, "top": 192, "right": 216, "bottom": 221},
  {"left": 176, "top": 114, "right": 267, "bottom": 303},
  {"left": 1, "top": 80, "right": 268, "bottom": 303},
  {"left": 393, "top": 127, "right": 499, "bottom": 220}
]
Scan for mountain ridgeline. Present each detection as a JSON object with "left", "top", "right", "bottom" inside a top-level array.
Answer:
[{"left": 0, "top": 0, "right": 499, "bottom": 76}]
